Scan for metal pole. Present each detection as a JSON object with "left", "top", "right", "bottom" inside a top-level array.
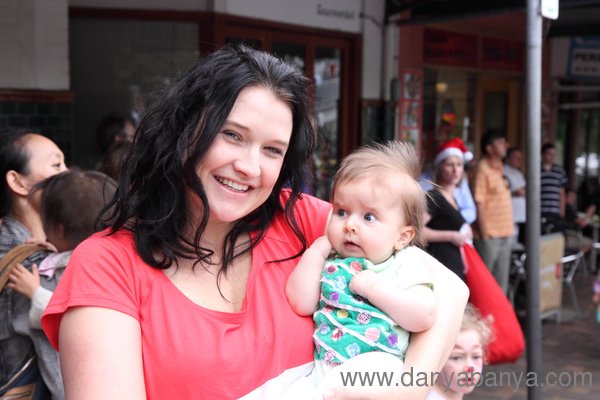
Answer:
[{"left": 525, "top": 1, "right": 543, "bottom": 399}]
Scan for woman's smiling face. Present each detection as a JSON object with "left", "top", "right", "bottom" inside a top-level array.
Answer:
[{"left": 192, "top": 85, "right": 293, "bottom": 227}]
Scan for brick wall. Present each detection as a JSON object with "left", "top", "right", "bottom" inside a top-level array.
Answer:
[{"left": 0, "top": 90, "right": 73, "bottom": 162}]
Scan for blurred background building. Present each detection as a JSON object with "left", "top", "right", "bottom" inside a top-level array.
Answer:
[{"left": 1, "top": 0, "right": 600, "bottom": 199}]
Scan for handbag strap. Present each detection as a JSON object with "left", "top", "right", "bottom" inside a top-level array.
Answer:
[{"left": 0, "top": 244, "right": 46, "bottom": 291}]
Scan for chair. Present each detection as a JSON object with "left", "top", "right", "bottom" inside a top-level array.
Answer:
[
  {"left": 508, "top": 248, "right": 526, "bottom": 308},
  {"left": 560, "top": 250, "right": 585, "bottom": 318},
  {"left": 563, "top": 228, "right": 590, "bottom": 278}
]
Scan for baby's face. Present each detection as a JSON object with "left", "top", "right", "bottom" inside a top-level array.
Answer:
[
  {"left": 438, "top": 329, "right": 484, "bottom": 395},
  {"left": 327, "top": 177, "right": 413, "bottom": 264}
]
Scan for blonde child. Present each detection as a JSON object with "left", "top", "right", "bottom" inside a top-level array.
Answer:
[
  {"left": 7, "top": 170, "right": 116, "bottom": 328},
  {"left": 427, "top": 303, "right": 493, "bottom": 399},
  {"left": 286, "top": 141, "right": 438, "bottom": 397}
]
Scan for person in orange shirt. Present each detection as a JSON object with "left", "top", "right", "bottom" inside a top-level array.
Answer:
[{"left": 470, "top": 130, "right": 514, "bottom": 294}]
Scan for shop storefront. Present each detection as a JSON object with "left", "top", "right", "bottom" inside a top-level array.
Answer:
[
  {"left": 395, "top": 16, "right": 529, "bottom": 165},
  {"left": 1, "top": 0, "right": 375, "bottom": 201},
  {"left": 552, "top": 36, "right": 600, "bottom": 203}
]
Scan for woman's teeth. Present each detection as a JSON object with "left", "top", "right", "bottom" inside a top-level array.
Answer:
[{"left": 216, "top": 177, "right": 249, "bottom": 192}]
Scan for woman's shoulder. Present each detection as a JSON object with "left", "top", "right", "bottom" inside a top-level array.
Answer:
[
  {"left": 75, "top": 228, "right": 135, "bottom": 254},
  {"left": 0, "top": 216, "right": 30, "bottom": 255},
  {"left": 279, "top": 189, "right": 330, "bottom": 210},
  {"left": 70, "top": 228, "right": 141, "bottom": 273},
  {"left": 426, "top": 188, "right": 446, "bottom": 206},
  {"left": 278, "top": 189, "right": 331, "bottom": 222},
  {"left": 271, "top": 189, "right": 331, "bottom": 244}
]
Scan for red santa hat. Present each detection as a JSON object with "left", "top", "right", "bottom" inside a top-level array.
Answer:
[{"left": 434, "top": 137, "right": 473, "bottom": 166}]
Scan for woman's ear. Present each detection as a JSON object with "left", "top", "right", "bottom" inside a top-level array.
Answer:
[
  {"left": 394, "top": 226, "right": 415, "bottom": 250},
  {"left": 5, "top": 170, "right": 29, "bottom": 196}
]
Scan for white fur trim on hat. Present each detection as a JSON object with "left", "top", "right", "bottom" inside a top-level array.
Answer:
[{"left": 434, "top": 147, "right": 473, "bottom": 166}]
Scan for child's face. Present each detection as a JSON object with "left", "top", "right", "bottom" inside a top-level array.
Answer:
[
  {"left": 327, "top": 176, "right": 414, "bottom": 264},
  {"left": 437, "top": 329, "right": 484, "bottom": 395}
]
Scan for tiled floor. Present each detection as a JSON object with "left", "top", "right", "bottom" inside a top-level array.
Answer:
[{"left": 474, "top": 271, "right": 600, "bottom": 399}]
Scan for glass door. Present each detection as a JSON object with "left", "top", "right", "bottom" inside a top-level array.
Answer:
[
  {"left": 313, "top": 46, "right": 342, "bottom": 199},
  {"left": 478, "top": 79, "right": 521, "bottom": 153}
]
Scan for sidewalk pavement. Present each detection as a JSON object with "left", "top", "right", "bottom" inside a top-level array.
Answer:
[{"left": 474, "top": 271, "right": 600, "bottom": 399}]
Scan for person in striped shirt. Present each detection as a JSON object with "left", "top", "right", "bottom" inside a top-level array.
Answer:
[{"left": 540, "top": 143, "right": 568, "bottom": 225}]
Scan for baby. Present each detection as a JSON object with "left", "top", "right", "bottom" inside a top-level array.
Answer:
[{"left": 286, "top": 141, "right": 437, "bottom": 397}]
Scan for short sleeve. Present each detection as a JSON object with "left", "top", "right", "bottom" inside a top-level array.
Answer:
[
  {"left": 471, "top": 164, "right": 488, "bottom": 204},
  {"left": 395, "top": 247, "right": 434, "bottom": 290},
  {"left": 41, "top": 231, "right": 148, "bottom": 349}
]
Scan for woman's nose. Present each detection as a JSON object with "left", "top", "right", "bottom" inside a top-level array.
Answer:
[{"left": 233, "top": 151, "right": 261, "bottom": 178}]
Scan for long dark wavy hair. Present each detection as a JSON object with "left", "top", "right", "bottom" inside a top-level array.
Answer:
[{"left": 99, "top": 44, "right": 316, "bottom": 280}]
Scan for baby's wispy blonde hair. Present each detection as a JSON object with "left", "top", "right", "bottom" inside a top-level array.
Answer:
[{"left": 331, "top": 140, "right": 427, "bottom": 247}]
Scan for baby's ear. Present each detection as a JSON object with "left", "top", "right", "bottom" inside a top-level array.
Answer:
[{"left": 394, "top": 226, "right": 415, "bottom": 250}]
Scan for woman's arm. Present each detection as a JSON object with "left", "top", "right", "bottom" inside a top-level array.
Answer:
[
  {"left": 423, "top": 226, "right": 466, "bottom": 247},
  {"left": 323, "top": 255, "right": 469, "bottom": 400},
  {"left": 59, "top": 307, "right": 146, "bottom": 400},
  {"left": 286, "top": 236, "right": 331, "bottom": 316}
]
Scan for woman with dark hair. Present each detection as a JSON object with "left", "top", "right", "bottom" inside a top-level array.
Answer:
[
  {"left": 42, "top": 45, "right": 468, "bottom": 399},
  {"left": 0, "top": 129, "right": 67, "bottom": 399}
]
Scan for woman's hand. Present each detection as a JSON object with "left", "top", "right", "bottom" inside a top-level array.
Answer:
[
  {"left": 7, "top": 263, "right": 40, "bottom": 299},
  {"left": 459, "top": 223, "right": 473, "bottom": 241},
  {"left": 449, "top": 231, "right": 467, "bottom": 247},
  {"left": 25, "top": 238, "right": 58, "bottom": 253}
]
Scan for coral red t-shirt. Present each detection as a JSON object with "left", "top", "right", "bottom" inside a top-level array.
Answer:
[{"left": 42, "top": 192, "right": 331, "bottom": 399}]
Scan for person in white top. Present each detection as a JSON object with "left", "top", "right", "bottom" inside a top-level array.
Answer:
[{"left": 504, "top": 147, "right": 526, "bottom": 245}]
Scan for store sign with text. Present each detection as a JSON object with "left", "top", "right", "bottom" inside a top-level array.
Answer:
[{"left": 569, "top": 36, "right": 600, "bottom": 79}]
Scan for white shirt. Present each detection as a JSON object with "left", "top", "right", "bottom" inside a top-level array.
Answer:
[{"left": 504, "top": 164, "right": 526, "bottom": 223}]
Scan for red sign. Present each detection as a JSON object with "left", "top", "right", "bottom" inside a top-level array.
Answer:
[
  {"left": 423, "top": 29, "right": 477, "bottom": 67},
  {"left": 481, "top": 37, "right": 524, "bottom": 71}
]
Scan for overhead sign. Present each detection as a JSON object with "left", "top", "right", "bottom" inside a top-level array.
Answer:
[
  {"left": 541, "top": 0, "right": 559, "bottom": 20},
  {"left": 224, "top": 0, "right": 362, "bottom": 33}
]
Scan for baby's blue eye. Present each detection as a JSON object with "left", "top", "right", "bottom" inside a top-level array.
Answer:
[
  {"left": 364, "top": 213, "right": 376, "bottom": 222},
  {"left": 336, "top": 209, "right": 347, "bottom": 218}
]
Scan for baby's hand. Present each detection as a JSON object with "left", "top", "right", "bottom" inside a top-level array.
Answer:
[
  {"left": 349, "top": 269, "right": 380, "bottom": 299},
  {"left": 311, "top": 236, "right": 333, "bottom": 260},
  {"left": 7, "top": 263, "right": 40, "bottom": 300}
]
